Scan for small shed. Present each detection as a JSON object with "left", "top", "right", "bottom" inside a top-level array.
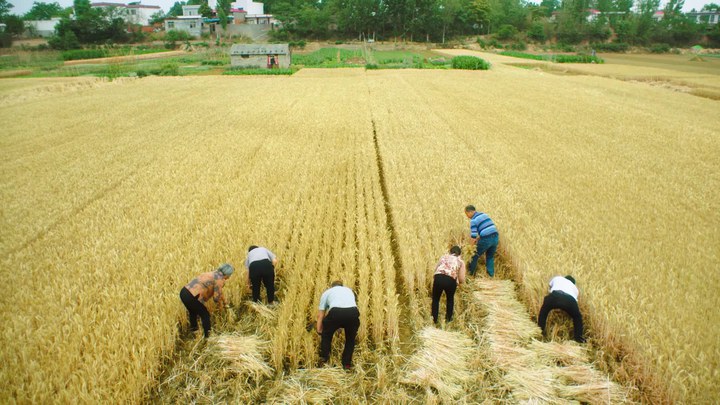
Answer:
[{"left": 230, "top": 44, "right": 290, "bottom": 69}]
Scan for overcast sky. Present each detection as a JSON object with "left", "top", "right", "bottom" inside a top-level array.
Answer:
[{"left": 8, "top": 0, "right": 716, "bottom": 17}]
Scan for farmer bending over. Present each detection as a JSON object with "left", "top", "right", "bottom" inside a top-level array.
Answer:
[
  {"left": 179, "top": 264, "right": 233, "bottom": 338},
  {"left": 465, "top": 204, "right": 499, "bottom": 277},
  {"left": 245, "top": 245, "right": 278, "bottom": 304},
  {"left": 317, "top": 280, "right": 360, "bottom": 370},
  {"left": 431, "top": 245, "right": 466, "bottom": 324},
  {"left": 537, "top": 275, "right": 585, "bottom": 343}
]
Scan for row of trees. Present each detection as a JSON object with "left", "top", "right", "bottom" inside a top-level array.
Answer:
[
  {"left": 264, "top": 0, "right": 720, "bottom": 46},
  {"left": 2, "top": 0, "right": 719, "bottom": 48}
]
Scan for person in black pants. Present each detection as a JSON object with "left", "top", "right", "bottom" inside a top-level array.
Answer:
[
  {"left": 244, "top": 245, "right": 279, "bottom": 304},
  {"left": 537, "top": 275, "right": 585, "bottom": 343},
  {"left": 317, "top": 280, "right": 360, "bottom": 369},
  {"left": 431, "top": 246, "right": 467, "bottom": 324},
  {"left": 180, "top": 264, "right": 234, "bottom": 338}
]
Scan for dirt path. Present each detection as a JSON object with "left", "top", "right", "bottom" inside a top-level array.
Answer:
[{"left": 63, "top": 50, "right": 188, "bottom": 66}]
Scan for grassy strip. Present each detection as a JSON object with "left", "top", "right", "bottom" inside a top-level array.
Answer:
[
  {"left": 500, "top": 51, "right": 604, "bottom": 64},
  {"left": 223, "top": 68, "right": 294, "bottom": 76},
  {"left": 61, "top": 47, "right": 172, "bottom": 61},
  {"left": 292, "top": 48, "right": 364, "bottom": 67}
]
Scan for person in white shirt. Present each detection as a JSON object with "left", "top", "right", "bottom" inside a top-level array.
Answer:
[
  {"left": 316, "top": 280, "right": 360, "bottom": 369},
  {"left": 537, "top": 275, "right": 585, "bottom": 343},
  {"left": 431, "top": 245, "right": 467, "bottom": 324},
  {"left": 245, "top": 245, "right": 278, "bottom": 304}
]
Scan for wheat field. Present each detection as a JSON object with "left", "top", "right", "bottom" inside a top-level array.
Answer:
[{"left": 1, "top": 55, "right": 718, "bottom": 403}]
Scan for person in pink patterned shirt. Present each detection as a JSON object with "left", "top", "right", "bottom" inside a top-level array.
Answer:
[{"left": 431, "top": 246, "right": 467, "bottom": 324}]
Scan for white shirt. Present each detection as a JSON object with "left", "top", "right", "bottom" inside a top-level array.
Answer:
[
  {"left": 318, "top": 286, "right": 357, "bottom": 311},
  {"left": 244, "top": 247, "right": 276, "bottom": 268},
  {"left": 549, "top": 276, "right": 579, "bottom": 302}
]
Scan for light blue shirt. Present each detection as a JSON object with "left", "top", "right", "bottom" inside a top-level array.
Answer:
[
  {"left": 318, "top": 286, "right": 357, "bottom": 311},
  {"left": 244, "top": 247, "right": 276, "bottom": 268}
]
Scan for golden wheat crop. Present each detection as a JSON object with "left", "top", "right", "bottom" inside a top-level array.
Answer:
[
  {"left": 1, "top": 55, "right": 718, "bottom": 403},
  {"left": 366, "top": 59, "right": 719, "bottom": 402}
]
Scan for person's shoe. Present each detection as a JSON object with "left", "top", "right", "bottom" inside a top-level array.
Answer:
[{"left": 343, "top": 364, "right": 353, "bottom": 371}]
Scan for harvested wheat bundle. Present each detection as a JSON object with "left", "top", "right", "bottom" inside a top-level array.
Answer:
[
  {"left": 265, "top": 367, "right": 349, "bottom": 404},
  {"left": 400, "top": 327, "right": 474, "bottom": 401},
  {"left": 556, "top": 380, "right": 633, "bottom": 404},
  {"left": 210, "top": 334, "right": 273, "bottom": 382},
  {"left": 246, "top": 301, "right": 278, "bottom": 320},
  {"left": 529, "top": 340, "right": 589, "bottom": 366},
  {"left": 503, "top": 367, "right": 557, "bottom": 403}
]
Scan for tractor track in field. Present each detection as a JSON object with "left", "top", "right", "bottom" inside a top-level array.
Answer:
[{"left": 369, "top": 114, "right": 416, "bottom": 357}]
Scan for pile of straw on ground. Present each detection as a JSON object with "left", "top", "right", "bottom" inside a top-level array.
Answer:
[
  {"left": 400, "top": 327, "right": 474, "bottom": 401},
  {"left": 152, "top": 333, "right": 272, "bottom": 402},
  {"left": 265, "top": 367, "right": 352, "bottom": 404},
  {"left": 474, "top": 279, "right": 634, "bottom": 403}
]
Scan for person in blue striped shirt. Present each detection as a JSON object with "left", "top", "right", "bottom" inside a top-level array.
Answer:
[{"left": 465, "top": 205, "right": 499, "bottom": 277}]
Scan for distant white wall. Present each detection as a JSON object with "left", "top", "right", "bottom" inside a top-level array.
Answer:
[
  {"left": 24, "top": 18, "right": 61, "bottom": 37},
  {"left": 232, "top": 0, "right": 264, "bottom": 15}
]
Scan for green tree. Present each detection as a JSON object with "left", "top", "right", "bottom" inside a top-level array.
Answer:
[
  {"left": 3, "top": 14, "right": 23, "bottom": 35},
  {"left": 0, "top": 0, "right": 13, "bottom": 18},
  {"left": 539, "top": 0, "right": 559, "bottom": 16},
  {"left": 187, "top": 0, "right": 212, "bottom": 18},
  {"left": 527, "top": 20, "right": 546, "bottom": 41},
  {"left": 217, "top": 0, "right": 231, "bottom": 28},
  {"left": 23, "top": 2, "right": 65, "bottom": 20},
  {"left": 469, "top": 0, "right": 492, "bottom": 32},
  {"left": 167, "top": 1, "right": 185, "bottom": 17},
  {"left": 149, "top": 10, "right": 165, "bottom": 24}
]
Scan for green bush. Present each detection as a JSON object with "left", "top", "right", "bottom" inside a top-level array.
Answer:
[
  {"left": 477, "top": 37, "right": 487, "bottom": 49},
  {"left": 61, "top": 48, "right": 108, "bottom": 61},
  {"left": 499, "top": 51, "right": 547, "bottom": 61},
  {"left": 527, "top": 22, "right": 546, "bottom": 43},
  {"left": 649, "top": 43, "right": 671, "bottom": 53},
  {"left": 495, "top": 24, "right": 518, "bottom": 41},
  {"left": 48, "top": 30, "right": 81, "bottom": 50},
  {"left": 164, "top": 30, "right": 192, "bottom": 49},
  {"left": 289, "top": 40, "right": 307, "bottom": 49},
  {"left": 509, "top": 41, "right": 527, "bottom": 51},
  {"left": 451, "top": 55, "right": 490, "bottom": 70},
  {"left": 365, "top": 63, "right": 379, "bottom": 69},
  {"left": 148, "top": 62, "right": 180, "bottom": 76},
  {"left": 201, "top": 60, "right": 225, "bottom": 66},
  {"left": 591, "top": 42, "right": 629, "bottom": 52}
]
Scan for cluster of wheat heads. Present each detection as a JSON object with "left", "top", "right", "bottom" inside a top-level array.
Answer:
[{"left": 366, "top": 66, "right": 719, "bottom": 402}]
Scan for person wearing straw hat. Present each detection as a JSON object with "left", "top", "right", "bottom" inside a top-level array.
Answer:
[
  {"left": 537, "top": 275, "right": 586, "bottom": 343},
  {"left": 316, "top": 280, "right": 360, "bottom": 370},
  {"left": 245, "top": 245, "right": 279, "bottom": 304},
  {"left": 465, "top": 205, "right": 499, "bottom": 277},
  {"left": 431, "top": 245, "right": 467, "bottom": 324},
  {"left": 179, "top": 263, "right": 234, "bottom": 338}
]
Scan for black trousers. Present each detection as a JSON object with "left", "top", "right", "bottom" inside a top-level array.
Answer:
[
  {"left": 249, "top": 259, "right": 275, "bottom": 303},
  {"left": 538, "top": 291, "right": 584, "bottom": 342},
  {"left": 431, "top": 274, "right": 458, "bottom": 323},
  {"left": 320, "top": 307, "right": 360, "bottom": 367},
  {"left": 180, "top": 287, "right": 211, "bottom": 337}
]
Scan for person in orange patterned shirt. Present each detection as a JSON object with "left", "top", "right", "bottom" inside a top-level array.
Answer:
[
  {"left": 179, "top": 264, "right": 234, "bottom": 338},
  {"left": 431, "top": 246, "right": 466, "bottom": 324}
]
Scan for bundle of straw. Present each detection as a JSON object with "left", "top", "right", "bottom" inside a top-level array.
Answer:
[
  {"left": 265, "top": 367, "right": 348, "bottom": 404},
  {"left": 400, "top": 327, "right": 474, "bottom": 400},
  {"left": 210, "top": 334, "right": 273, "bottom": 382}
]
